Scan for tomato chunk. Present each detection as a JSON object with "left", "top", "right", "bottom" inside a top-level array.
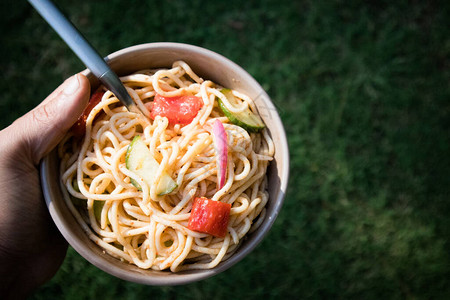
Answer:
[
  {"left": 72, "top": 90, "right": 104, "bottom": 137},
  {"left": 148, "top": 94, "right": 203, "bottom": 125},
  {"left": 188, "top": 197, "right": 231, "bottom": 238}
]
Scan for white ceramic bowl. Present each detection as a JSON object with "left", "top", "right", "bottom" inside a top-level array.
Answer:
[{"left": 40, "top": 42, "right": 289, "bottom": 285}]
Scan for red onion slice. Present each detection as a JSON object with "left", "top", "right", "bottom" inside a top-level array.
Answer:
[{"left": 212, "top": 119, "right": 228, "bottom": 190}]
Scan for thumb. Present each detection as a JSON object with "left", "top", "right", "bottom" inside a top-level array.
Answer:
[{"left": 13, "top": 73, "right": 91, "bottom": 165}]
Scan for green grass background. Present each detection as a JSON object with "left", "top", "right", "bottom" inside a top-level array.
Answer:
[{"left": 1, "top": 0, "right": 449, "bottom": 299}]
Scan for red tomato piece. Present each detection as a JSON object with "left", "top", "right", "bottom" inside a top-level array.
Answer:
[
  {"left": 148, "top": 94, "right": 203, "bottom": 125},
  {"left": 72, "top": 90, "right": 104, "bottom": 137},
  {"left": 188, "top": 197, "right": 231, "bottom": 238}
]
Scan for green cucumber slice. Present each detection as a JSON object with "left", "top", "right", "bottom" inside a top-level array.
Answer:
[
  {"left": 125, "top": 136, "right": 177, "bottom": 196},
  {"left": 217, "top": 89, "right": 265, "bottom": 133},
  {"left": 93, "top": 200, "right": 105, "bottom": 222}
]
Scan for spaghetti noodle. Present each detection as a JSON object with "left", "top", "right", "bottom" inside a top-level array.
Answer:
[{"left": 58, "top": 61, "right": 274, "bottom": 271}]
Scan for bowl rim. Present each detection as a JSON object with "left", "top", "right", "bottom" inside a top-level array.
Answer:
[{"left": 40, "top": 42, "right": 289, "bottom": 285}]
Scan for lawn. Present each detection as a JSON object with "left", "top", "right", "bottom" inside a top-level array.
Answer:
[{"left": 1, "top": 0, "right": 449, "bottom": 299}]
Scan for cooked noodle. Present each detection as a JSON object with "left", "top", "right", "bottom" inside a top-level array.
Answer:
[{"left": 58, "top": 61, "right": 274, "bottom": 271}]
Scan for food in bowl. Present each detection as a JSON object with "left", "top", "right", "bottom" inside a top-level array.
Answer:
[{"left": 58, "top": 60, "right": 274, "bottom": 272}]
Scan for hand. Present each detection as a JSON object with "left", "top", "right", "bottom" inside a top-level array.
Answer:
[{"left": 0, "top": 74, "right": 90, "bottom": 299}]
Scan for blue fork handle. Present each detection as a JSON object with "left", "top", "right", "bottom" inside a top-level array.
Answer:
[{"left": 28, "top": 0, "right": 139, "bottom": 113}]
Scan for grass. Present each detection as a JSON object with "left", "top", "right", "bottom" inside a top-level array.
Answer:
[{"left": 1, "top": 0, "right": 449, "bottom": 299}]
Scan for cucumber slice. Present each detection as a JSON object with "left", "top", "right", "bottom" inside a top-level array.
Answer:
[
  {"left": 217, "top": 89, "right": 265, "bottom": 133},
  {"left": 125, "top": 136, "right": 177, "bottom": 196},
  {"left": 93, "top": 200, "right": 105, "bottom": 222}
]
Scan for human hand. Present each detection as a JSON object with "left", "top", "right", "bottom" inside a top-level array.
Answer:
[{"left": 0, "top": 74, "right": 90, "bottom": 299}]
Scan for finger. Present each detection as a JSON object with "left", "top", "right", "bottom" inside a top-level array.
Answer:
[
  {"left": 39, "top": 72, "right": 88, "bottom": 106},
  {"left": 13, "top": 73, "right": 91, "bottom": 164}
]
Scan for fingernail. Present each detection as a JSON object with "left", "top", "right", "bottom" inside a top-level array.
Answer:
[{"left": 63, "top": 74, "right": 80, "bottom": 95}]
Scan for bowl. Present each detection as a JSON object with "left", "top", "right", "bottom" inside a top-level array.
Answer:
[{"left": 40, "top": 42, "right": 289, "bottom": 285}]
